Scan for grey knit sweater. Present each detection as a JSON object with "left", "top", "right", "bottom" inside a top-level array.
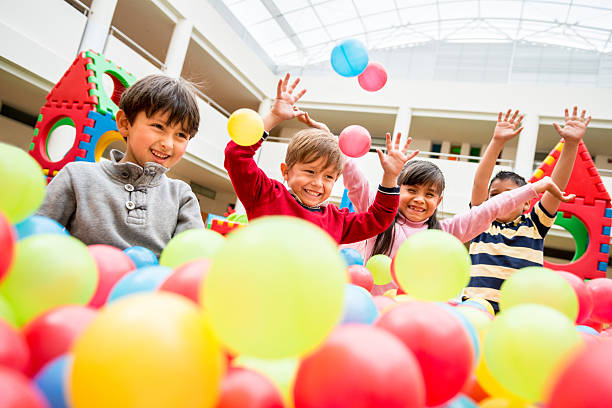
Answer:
[{"left": 37, "top": 150, "right": 204, "bottom": 256}]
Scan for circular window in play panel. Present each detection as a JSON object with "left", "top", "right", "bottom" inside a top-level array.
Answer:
[
  {"left": 103, "top": 72, "right": 127, "bottom": 106},
  {"left": 46, "top": 117, "right": 76, "bottom": 162},
  {"left": 544, "top": 211, "right": 588, "bottom": 264}
]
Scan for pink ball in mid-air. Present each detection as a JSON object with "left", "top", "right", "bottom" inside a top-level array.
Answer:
[
  {"left": 358, "top": 62, "right": 388, "bottom": 92},
  {"left": 339, "top": 125, "right": 371, "bottom": 158}
]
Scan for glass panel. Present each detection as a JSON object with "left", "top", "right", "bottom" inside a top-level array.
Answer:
[{"left": 284, "top": 8, "right": 321, "bottom": 33}]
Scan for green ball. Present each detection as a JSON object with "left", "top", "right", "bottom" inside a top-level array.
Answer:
[
  {"left": 484, "top": 304, "right": 582, "bottom": 402},
  {"left": 393, "top": 229, "right": 470, "bottom": 301},
  {"left": 203, "top": 216, "right": 346, "bottom": 358},
  {"left": 160, "top": 228, "right": 226, "bottom": 268},
  {"left": 499, "top": 266, "right": 578, "bottom": 320},
  {"left": 0, "top": 143, "right": 46, "bottom": 223},
  {"left": 366, "top": 254, "right": 392, "bottom": 285},
  {"left": 0, "top": 293, "right": 17, "bottom": 327},
  {"left": 0, "top": 234, "right": 98, "bottom": 326}
]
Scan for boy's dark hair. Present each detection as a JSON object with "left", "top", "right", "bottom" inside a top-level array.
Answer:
[
  {"left": 119, "top": 74, "right": 200, "bottom": 137},
  {"left": 371, "top": 160, "right": 445, "bottom": 257},
  {"left": 489, "top": 170, "right": 527, "bottom": 189}
]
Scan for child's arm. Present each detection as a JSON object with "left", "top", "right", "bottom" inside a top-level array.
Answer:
[
  {"left": 442, "top": 176, "right": 574, "bottom": 242},
  {"left": 36, "top": 167, "right": 76, "bottom": 228},
  {"left": 224, "top": 74, "right": 306, "bottom": 212},
  {"left": 174, "top": 188, "right": 205, "bottom": 234},
  {"left": 471, "top": 109, "right": 524, "bottom": 206},
  {"left": 540, "top": 106, "right": 590, "bottom": 214}
]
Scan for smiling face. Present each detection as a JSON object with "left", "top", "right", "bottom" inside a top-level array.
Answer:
[
  {"left": 281, "top": 157, "right": 340, "bottom": 207},
  {"left": 488, "top": 178, "right": 530, "bottom": 222},
  {"left": 116, "top": 109, "right": 190, "bottom": 169},
  {"left": 398, "top": 183, "right": 443, "bottom": 223}
]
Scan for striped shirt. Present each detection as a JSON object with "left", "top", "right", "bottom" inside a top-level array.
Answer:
[{"left": 464, "top": 201, "right": 556, "bottom": 311}]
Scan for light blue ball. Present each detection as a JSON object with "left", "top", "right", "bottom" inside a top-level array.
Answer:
[
  {"left": 123, "top": 246, "right": 158, "bottom": 268},
  {"left": 339, "top": 247, "right": 364, "bottom": 266},
  {"left": 340, "top": 284, "right": 378, "bottom": 325},
  {"left": 15, "top": 215, "right": 67, "bottom": 240},
  {"left": 576, "top": 325, "right": 599, "bottom": 336},
  {"left": 107, "top": 265, "right": 172, "bottom": 303},
  {"left": 444, "top": 304, "right": 481, "bottom": 365},
  {"left": 330, "top": 39, "right": 369, "bottom": 77},
  {"left": 33, "top": 354, "right": 71, "bottom": 408},
  {"left": 443, "top": 394, "right": 478, "bottom": 408}
]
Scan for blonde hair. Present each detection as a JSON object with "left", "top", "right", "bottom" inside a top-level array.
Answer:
[{"left": 285, "top": 129, "right": 345, "bottom": 175}]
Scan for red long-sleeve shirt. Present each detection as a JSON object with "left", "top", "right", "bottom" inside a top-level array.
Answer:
[{"left": 224, "top": 137, "right": 399, "bottom": 244}]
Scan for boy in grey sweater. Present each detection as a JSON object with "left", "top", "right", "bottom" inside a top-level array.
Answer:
[{"left": 38, "top": 74, "right": 204, "bottom": 256}]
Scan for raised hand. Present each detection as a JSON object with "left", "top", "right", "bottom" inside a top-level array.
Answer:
[
  {"left": 493, "top": 109, "right": 524, "bottom": 143},
  {"left": 270, "top": 73, "right": 306, "bottom": 121},
  {"left": 553, "top": 106, "right": 591, "bottom": 144},
  {"left": 297, "top": 112, "right": 331, "bottom": 133},
  {"left": 378, "top": 132, "right": 420, "bottom": 187},
  {"left": 532, "top": 176, "right": 575, "bottom": 203}
]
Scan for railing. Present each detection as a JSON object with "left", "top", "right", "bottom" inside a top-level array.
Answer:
[
  {"left": 107, "top": 26, "right": 166, "bottom": 70},
  {"left": 64, "top": 0, "right": 90, "bottom": 16},
  {"left": 192, "top": 86, "right": 231, "bottom": 118}
]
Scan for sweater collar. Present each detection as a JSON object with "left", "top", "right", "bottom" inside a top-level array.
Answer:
[
  {"left": 397, "top": 212, "right": 428, "bottom": 228},
  {"left": 101, "top": 150, "right": 168, "bottom": 186},
  {"left": 288, "top": 189, "right": 328, "bottom": 212}
]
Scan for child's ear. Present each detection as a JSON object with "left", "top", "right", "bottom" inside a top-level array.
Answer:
[
  {"left": 115, "top": 110, "right": 130, "bottom": 139},
  {"left": 280, "top": 163, "right": 289, "bottom": 181}
]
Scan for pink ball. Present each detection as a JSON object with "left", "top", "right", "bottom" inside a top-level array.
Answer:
[
  {"left": 339, "top": 125, "right": 371, "bottom": 158},
  {"left": 557, "top": 271, "right": 593, "bottom": 324},
  {"left": 372, "top": 295, "right": 395, "bottom": 314},
  {"left": 358, "top": 62, "right": 387, "bottom": 92},
  {"left": 159, "top": 259, "right": 210, "bottom": 305},
  {"left": 0, "top": 210, "right": 16, "bottom": 284},
  {"left": 0, "top": 319, "right": 29, "bottom": 373},
  {"left": 347, "top": 265, "right": 374, "bottom": 292},
  {"left": 87, "top": 245, "right": 136, "bottom": 308},
  {"left": 587, "top": 278, "right": 612, "bottom": 324}
]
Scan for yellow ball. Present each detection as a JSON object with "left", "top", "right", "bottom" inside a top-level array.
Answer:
[
  {"left": 160, "top": 228, "right": 225, "bottom": 268},
  {"left": 233, "top": 356, "right": 298, "bottom": 407},
  {"left": 227, "top": 108, "right": 264, "bottom": 146},
  {"left": 465, "top": 296, "right": 495, "bottom": 315},
  {"left": 366, "top": 254, "right": 392, "bottom": 285},
  {"left": 203, "top": 216, "right": 346, "bottom": 358},
  {"left": 71, "top": 293, "right": 224, "bottom": 408}
]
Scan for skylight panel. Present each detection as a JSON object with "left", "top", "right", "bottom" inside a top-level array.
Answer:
[
  {"left": 284, "top": 7, "right": 322, "bottom": 33},
  {"left": 270, "top": 0, "right": 307, "bottom": 13},
  {"left": 298, "top": 28, "right": 330, "bottom": 47},
  {"left": 480, "top": 0, "right": 522, "bottom": 19},
  {"left": 399, "top": 4, "right": 439, "bottom": 24},
  {"left": 315, "top": 0, "right": 358, "bottom": 25},
  {"left": 438, "top": 1, "right": 479, "bottom": 20},
  {"left": 267, "top": 37, "right": 299, "bottom": 57},
  {"left": 362, "top": 11, "right": 400, "bottom": 32},
  {"left": 353, "top": 0, "right": 396, "bottom": 16},
  {"left": 523, "top": 2, "right": 569, "bottom": 24},
  {"left": 569, "top": 7, "right": 612, "bottom": 30},
  {"left": 227, "top": 0, "right": 273, "bottom": 26},
  {"left": 248, "top": 20, "right": 288, "bottom": 44},
  {"left": 326, "top": 18, "right": 365, "bottom": 40}
]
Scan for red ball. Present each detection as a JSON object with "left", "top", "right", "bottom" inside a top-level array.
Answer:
[
  {"left": 217, "top": 367, "right": 284, "bottom": 408},
  {"left": 87, "top": 245, "right": 136, "bottom": 308},
  {"left": 293, "top": 324, "right": 425, "bottom": 408},
  {"left": 347, "top": 265, "right": 374, "bottom": 292},
  {"left": 0, "top": 319, "right": 29, "bottom": 373},
  {"left": 547, "top": 341, "right": 612, "bottom": 407},
  {"left": 557, "top": 271, "right": 593, "bottom": 324},
  {"left": 587, "top": 278, "right": 612, "bottom": 324},
  {"left": 0, "top": 367, "right": 48, "bottom": 408},
  {"left": 461, "top": 374, "right": 489, "bottom": 403},
  {"left": 372, "top": 295, "right": 395, "bottom": 314},
  {"left": 159, "top": 259, "right": 210, "bottom": 304},
  {"left": 375, "top": 301, "right": 473, "bottom": 407},
  {"left": 0, "top": 210, "right": 16, "bottom": 283},
  {"left": 22, "top": 305, "right": 96, "bottom": 376},
  {"left": 583, "top": 317, "right": 604, "bottom": 332}
]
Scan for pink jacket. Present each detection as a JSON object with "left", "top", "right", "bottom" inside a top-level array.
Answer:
[{"left": 342, "top": 160, "right": 539, "bottom": 294}]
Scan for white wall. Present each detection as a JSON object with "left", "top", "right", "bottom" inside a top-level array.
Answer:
[
  {"left": 186, "top": 98, "right": 230, "bottom": 173},
  {"left": 103, "top": 36, "right": 162, "bottom": 79}
]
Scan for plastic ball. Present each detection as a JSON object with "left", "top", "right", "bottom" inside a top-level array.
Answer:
[
  {"left": 557, "top": 271, "right": 593, "bottom": 324},
  {"left": 15, "top": 215, "right": 67, "bottom": 240},
  {"left": 576, "top": 325, "right": 599, "bottom": 335},
  {"left": 484, "top": 304, "right": 582, "bottom": 402},
  {"left": 444, "top": 394, "right": 479, "bottom": 408},
  {"left": 339, "top": 247, "right": 363, "bottom": 266},
  {"left": 546, "top": 341, "right": 612, "bottom": 408},
  {"left": 293, "top": 325, "right": 425, "bottom": 408},
  {"left": 346, "top": 265, "right": 373, "bottom": 292},
  {"left": 376, "top": 301, "right": 474, "bottom": 406},
  {"left": 587, "top": 278, "right": 612, "bottom": 324},
  {"left": 217, "top": 367, "right": 284, "bottom": 408},
  {"left": 87, "top": 245, "right": 136, "bottom": 308},
  {"left": 232, "top": 356, "right": 298, "bottom": 407},
  {"left": 475, "top": 356, "right": 526, "bottom": 403},
  {"left": 464, "top": 297, "right": 495, "bottom": 315},
  {"left": 71, "top": 293, "right": 224, "bottom": 408},
  {"left": 366, "top": 254, "right": 392, "bottom": 285},
  {"left": 358, "top": 62, "right": 387, "bottom": 92},
  {"left": 33, "top": 354, "right": 71, "bottom": 408},
  {"left": 107, "top": 265, "right": 172, "bottom": 303},
  {"left": 204, "top": 216, "right": 346, "bottom": 358},
  {"left": 0, "top": 318, "right": 29, "bottom": 373},
  {"left": 393, "top": 230, "right": 471, "bottom": 301},
  {"left": 445, "top": 305, "right": 481, "bottom": 365},
  {"left": 227, "top": 108, "right": 264, "bottom": 147},
  {"left": 0, "top": 210, "right": 16, "bottom": 283},
  {"left": 159, "top": 259, "right": 210, "bottom": 304},
  {"left": 0, "top": 293, "right": 17, "bottom": 327},
  {"left": 340, "top": 284, "right": 379, "bottom": 325},
  {"left": 372, "top": 295, "right": 395, "bottom": 314},
  {"left": 22, "top": 305, "right": 96, "bottom": 377},
  {"left": 330, "top": 39, "right": 369, "bottom": 77},
  {"left": 0, "top": 366, "right": 48, "bottom": 408},
  {"left": 0, "top": 234, "right": 97, "bottom": 326},
  {"left": 123, "top": 246, "right": 158, "bottom": 268},
  {"left": 499, "top": 267, "right": 578, "bottom": 320},
  {"left": 338, "top": 125, "right": 372, "bottom": 158},
  {"left": 0, "top": 142, "right": 46, "bottom": 223},
  {"left": 583, "top": 317, "right": 604, "bottom": 332},
  {"left": 160, "top": 228, "right": 224, "bottom": 268}
]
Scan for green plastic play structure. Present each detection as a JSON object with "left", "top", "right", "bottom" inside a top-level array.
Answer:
[{"left": 554, "top": 212, "right": 589, "bottom": 262}]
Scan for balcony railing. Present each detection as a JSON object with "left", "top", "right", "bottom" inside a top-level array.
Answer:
[
  {"left": 64, "top": 0, "right": 90, "bottom": 16},
  {"left": 107, "top": 26, "right": 166, "bottom": 70}
]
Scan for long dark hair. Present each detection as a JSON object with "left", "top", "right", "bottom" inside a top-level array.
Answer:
[{"left": 371, "top": 160, "right": 445, "bottom": 256}]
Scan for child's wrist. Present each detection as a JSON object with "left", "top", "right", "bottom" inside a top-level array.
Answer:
[
  {"left": 263, "top": 112, "right": 282, "bottom": 132},
  {"left": 381, "top": 173, "right": 398, "bottom": 188}
]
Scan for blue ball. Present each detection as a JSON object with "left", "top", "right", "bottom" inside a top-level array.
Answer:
[
  {"left": 443, "top": 394, "right": 478, "bottom": 408},
  {"left": 576, "top": 325, "right": 599, "bottom": 336},
  {"left": 340, "top": 284, "right": 379, "bottom": 325},
  {"left": 123, "top": 246, "right": 158, "bottom": 268},
  {"left": 107, "top": 265, "right": 172, "bottom": 303},
  {"left": 339, "top": 247, "right": 364, "bottom": 266},
  {"left": 330, "top": 39, "right": 369, "bottom": 77},
  {"left": 33, "top": 354, "right": 71, "bottom": 408},
  {"left": 15, "top": 215, "right": 67, "bottom": 240}
]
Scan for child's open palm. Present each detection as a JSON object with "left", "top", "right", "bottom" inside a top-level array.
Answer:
[
  {"left": 377, "top": 132, "right": 419, "bottom": 178},
  {"left": 270, "top": 73, "right": 307, "bottom": 121},
  {"left": 553, "top": 106, "right": 591, "bottom": 144},
  {"left": 493, "top": 109, "right": 524, "bottom": 143}
]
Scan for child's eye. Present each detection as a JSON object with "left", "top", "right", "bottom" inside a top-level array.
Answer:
[
  {"left": 178, "top": 133, "right": 188, "bottom": 140},
  {"left": 304, "top": 170, "right": 314, "bottom": 174},
  {"left": 325, "top": 175, "right": 335, "bottom": 180},
  {"left": 152, "top": 123, "right": 163, "bottom": 130}
]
